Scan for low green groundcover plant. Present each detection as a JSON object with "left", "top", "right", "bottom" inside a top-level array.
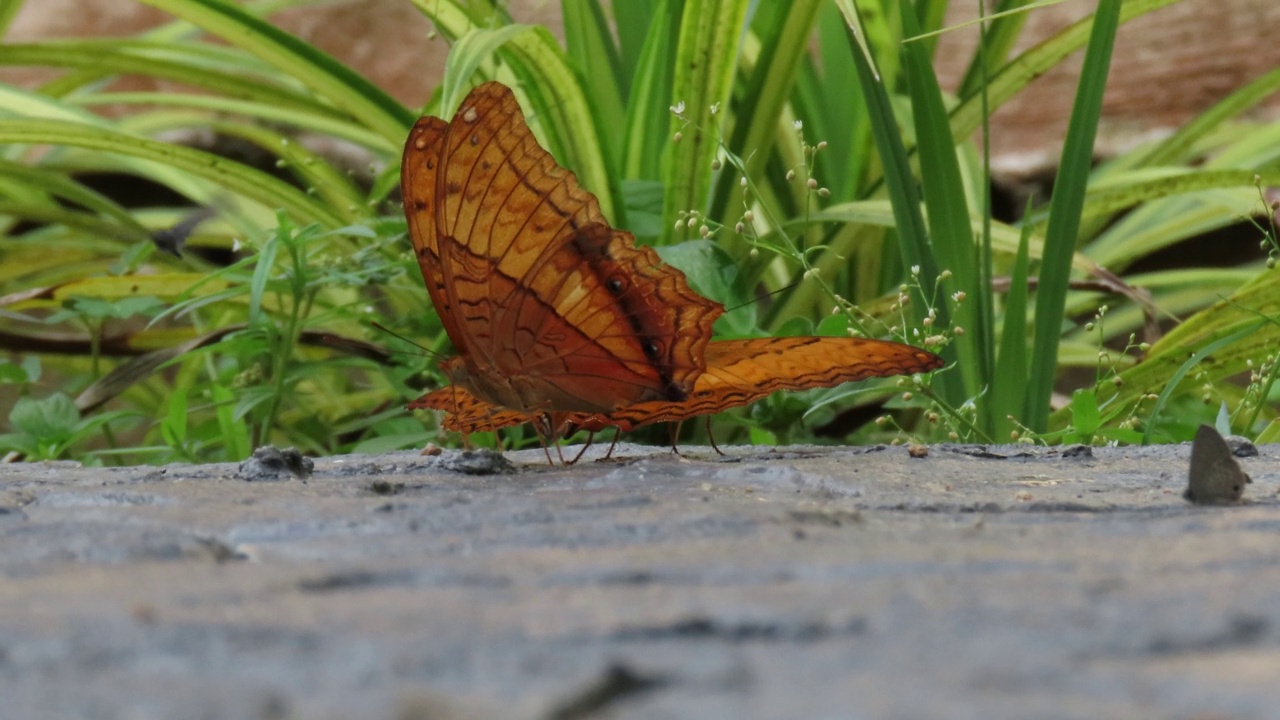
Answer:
[{"left": 0, "top": 0, "right": 1277, "bottom": 465}]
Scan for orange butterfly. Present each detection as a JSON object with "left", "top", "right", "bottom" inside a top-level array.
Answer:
[
  {"left": 402, "top": 82, "right": 942, "bottom": 450},
  {"left": 402, "top": 83, "right": 720, "bottom": 418}
]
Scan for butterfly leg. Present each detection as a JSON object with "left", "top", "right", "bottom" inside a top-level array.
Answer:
[
  {"left": 566, "top": 432, "right": 596, "bottom": 465},
  {"left": 706, "top": 416, "right": 726, "bottom": 456},
  {"left": 530, "top": 413, "right": 557, "bottom": 465},
  {"left": 602, "top": 428, "right": 621, "bottom": 460},
  {"left": 534, "top": 433, "right": 555, "bottom": 465},
  {"left": 667, "top": 421, "right": 685, "bottom": 457}
]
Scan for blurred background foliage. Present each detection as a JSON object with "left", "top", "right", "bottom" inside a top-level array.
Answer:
[{"left": 0, "top": 0, "right": 1277, "bottom": 464}]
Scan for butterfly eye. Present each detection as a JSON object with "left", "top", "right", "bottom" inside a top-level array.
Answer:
[
  {"left": 606, "top": 277, "right": 626, "bottom": 295},
  {"left": 642, "top": 340, "right": 662, "bottom": 360}
]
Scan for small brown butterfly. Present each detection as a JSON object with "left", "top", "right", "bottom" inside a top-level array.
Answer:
[{"left": 1184, "top": 424, "right": 1252, "bottom": 505}]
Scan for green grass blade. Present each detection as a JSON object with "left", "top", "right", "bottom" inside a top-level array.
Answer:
[
  {"left": 707, "top": 0, "right": 822, "bottom": 227},
  {"left": 74, "top": 92, "right": 394, "bottom": 153},
  {"left": 1024, "top": 0, "right": 1120, "bottom": 432},
  {"left": 0, "top": 159, "right": 152, "bottom": 237},
  {"left": 426, "top": 20, "right": 618, "bottom": 221},
  {"left": 1122, "top": 65, "right": 1280, "bottom": 169},
  {"left": 899, "top": 0, "right": 976, "bottom": 401},
  {"left": 499, "top": 32, "right": 619, "bottom": 222},
  {"left": 135, "top": 0, "right": 413, "bottom": 140},
  {"left": 203, "top": 120, "right": 367, "bottom": 220},
  {"left": 992, "top": 218, "right": 1033, "bottom": 441},
  {"left": 802, "top": 2, "right": 867, "bottom": 202},
  {"left": 837, "top": 2, "right": 953, "bottom": 401},
  {"left": 662, "top": 0, "right": 751, "bottom": 242},
  {"left": 840, "top": 10, "right": 929, "bottom": 278},
  {"left": 0, "top": 0, "right": 23, "bottom": 39},
  {"left": 563, "top": 0, "right": 626, "bottom": 161},
  {"left": 439, "top": 25, "right": 536, "bottom": 111},
  {"left": 948, "top": 0, "right": 1178, "bottom": 145},
  {"left": 1139, "top": 320, "right": 1265, "bottom": 444},
  {"left": 614, "top": 0, "right": 659, "bottom": 87},
  {"left": 212, "top": 383, "right": 251, "bottom": 460},
  {"left": 0, "top": 42, "right": 340, "bottom": 118},
  {"left": 956, "top": 0, "right": 1034, "bottom": 98},
  {"left": 621, "top": 0, "right": 683, "bottom": 184},
  {"left": 1083, "top": 266, "right": 1280, "bottom": 429},
  {"left": 0, "top": 120, "right": 345, "bottom": 227}
]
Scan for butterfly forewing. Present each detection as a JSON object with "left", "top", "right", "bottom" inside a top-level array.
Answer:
[
  {"left": 403, "top": 116, "right": 452, "bottom": 335},
  {"left": 402, "top": 82, "right": 721, "bottom": 414},
  {"left": 602, "top": 337, "right": 944, "bottom": 430},
  {"left": 1185, "top": 424, "right": 1251, "bottom": 504}
]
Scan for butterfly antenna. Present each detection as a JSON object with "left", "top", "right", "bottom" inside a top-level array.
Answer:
[
  {"left": 151, "top": 206, "right": 218, "bottom": 258},
  {"left": 369, "top": 321, "right": 448, "bottom": 362},
  {"left": 721, "top": 280, "right": 802, "bottom": 315}
]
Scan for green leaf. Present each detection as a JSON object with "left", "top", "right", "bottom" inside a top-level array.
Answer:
[
  {"left": 162, "top": 388, "right": 189, "bottom": 448},
  {"left": 0, "top": 359, "right": 30, "bottom": 384},
  {"left": 655, "top": 239, "right": 753, "bottom": 336},
  {"left": 1070, "top": 388, "right": 1100, "bottom": 439},
  {"left": 249, "top": 216, "right": 285, "bottom": 324},
  {"left": 0, "top": 433, "right": 37, "bottom": 456},
  {"left": 1025, "top": 0, "right": 1121, "bottom": 432},
  {"left": 620, "top": 178, "right": 666, "bottom": 237},
  {"left": 9, "top": 393, "right": 79, "bottom": 442}
]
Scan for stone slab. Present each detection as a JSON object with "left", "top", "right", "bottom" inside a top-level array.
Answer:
[{"left": 1, "top": 442, "right": 1277, "bottom": 719}]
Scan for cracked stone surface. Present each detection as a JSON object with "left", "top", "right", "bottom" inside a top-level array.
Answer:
[{"left": 1, "top": 442, "right": 1277, "bottom": 720}]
